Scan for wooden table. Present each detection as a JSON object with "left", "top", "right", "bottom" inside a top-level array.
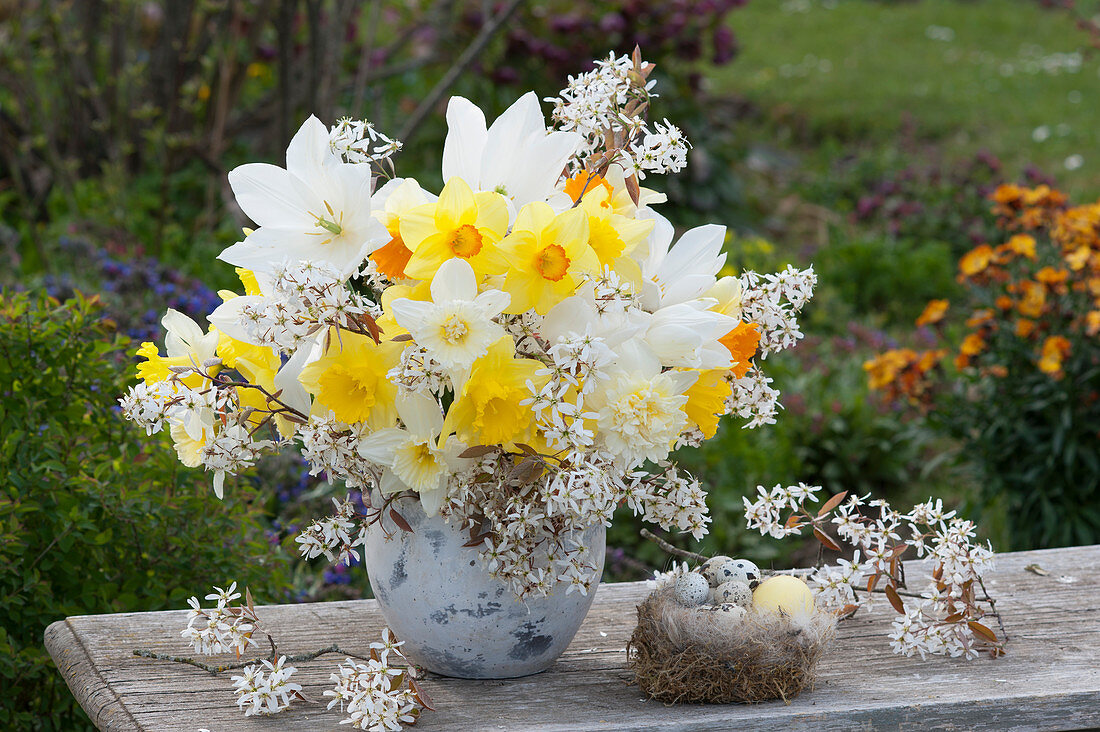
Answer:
[{"left": 46, "top": 544, "right": 1100, "bottom": 731}]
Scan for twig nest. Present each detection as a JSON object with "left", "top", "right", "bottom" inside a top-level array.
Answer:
[{"left": 629, "top": 572, "right": 836, "bottom": 705}]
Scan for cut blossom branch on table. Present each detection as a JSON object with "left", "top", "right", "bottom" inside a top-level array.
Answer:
[
  {"left": 743, "top": 485, "right": 1006, "bottom": 660},
  {"left": 138, "top": 585, "right": 432, "bottom": 728}
]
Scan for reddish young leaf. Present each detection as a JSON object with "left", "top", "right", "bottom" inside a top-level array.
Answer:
[
  {"left": 813, "top": 527, "right": 842, "bottom": 552},
  {"left": 943, "top": 612, "right": 965, "bottom": 623},
  {"left": 514, "top": 443, "right": 539, "bottom": 456},
  {"left": 389, "top": 333, "right": 414, "bottom": 342},
  {"left": 784, "top": 514, "right": 803, "bottom": 530},
  {"left": 884, "top": 584, "right": 906, "bottom": 614},
  {"left": 389, "top": 508, "right": 413, "bottom": 533},
  {"left": 867, "top": 573, "right": 881, "bottom": 593},
  {"left": 835, "top": 604, "right": 860, "bottom": 619},
  {"left": 890, "top": 543, "right": 909, "bottom": 558},
  {"left": 459, "top": 445, "right": 498, "bottom": 459},
  {"left": 817, "top": 490, "right": 849, "bottom": 517},
  {"left": 410, "top": 677, "right": 436, "bottom": 711},
  {"left": 968, "top": 621, "right": 999, "bottom": 643}
]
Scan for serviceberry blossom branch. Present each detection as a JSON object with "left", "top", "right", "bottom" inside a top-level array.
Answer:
[
  {"left": 743, "top": 485, "right": 1006, "bottom": 660},
  {"left": 135, "top": 585, "right": 431, "bottom": 727},
  {"left": 549, "top": 48, "right": 691, "bottom": 200}
]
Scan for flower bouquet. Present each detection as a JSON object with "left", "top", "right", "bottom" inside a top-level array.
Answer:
[{"left": 121, "top": 50, "right": 816, "bottom": 678}]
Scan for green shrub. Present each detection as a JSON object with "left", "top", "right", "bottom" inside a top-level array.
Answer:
[
  {"left": 865, "top": 185, "right": 1100, "bottom": 549},
  {"left": 0, "top": 291, "right": 288, "bottom": 731}
]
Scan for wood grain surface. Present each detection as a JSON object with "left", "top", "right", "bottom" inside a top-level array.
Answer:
[{"left": 45, "top": 544, "right": 1100, "bottom": 731}]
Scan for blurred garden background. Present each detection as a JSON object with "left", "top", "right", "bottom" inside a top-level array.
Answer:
[{"left": 3, "top": 0, "right": 1100, "bottom": 728}]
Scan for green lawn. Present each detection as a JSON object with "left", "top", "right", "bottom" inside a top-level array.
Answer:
[{"left": 721, "top": 0, "right": 1100, "bottom": 196}]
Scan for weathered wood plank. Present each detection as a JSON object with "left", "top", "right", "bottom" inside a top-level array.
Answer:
[{"left": 46, "top": 545, "right": 1100, "bottom": 731}]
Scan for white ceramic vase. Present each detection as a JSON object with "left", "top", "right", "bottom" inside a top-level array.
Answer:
[{"left": 365, "top": 495, "right": 605, "bottom": 679}]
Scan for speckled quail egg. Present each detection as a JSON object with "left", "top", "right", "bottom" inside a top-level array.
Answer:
[
  {"left": 673, "top": 571, "right": 712, "bottom": 607},
  {"left": 714, "top": 603, "right": 748, "bottom": 622},
  {"left": 700, "top": 556, "right": 734, "bottom": 586},
  {"left": 713, "top": 559, "right": 762, "bottom": 588},
  {"left": 700, "top": 602, "right": 748, "bottom": 625},
  {"left": 712, "top": 580, "right": 753, "bottom": 608}
]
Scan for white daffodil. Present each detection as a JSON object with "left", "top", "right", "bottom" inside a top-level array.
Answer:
[
  {"left": 635, "top": 210, "right": 727, "bottom": 311},
  {"left": 586, "top": 349, "right": 698, "bottom": 468},
  {"left": 357, "top": 393, "right": 468, "bottom": 516},
  {"left": 220, "top": 115, "right": 388, "bottom": 278},
  {"left": 644, "top": 301, "right": 737, "bottom": 369},
  {"left": 389, "top": 258, "right": 509, "bottom": 375},
  {"left": 540, "top": 294, "right": 647, "bottom": 350},
  {"left": 162, "top": 308, "right": 220, "bottom": 370},
  {"left": 441, "top": 92, "right": 581, "bottom": 209}
]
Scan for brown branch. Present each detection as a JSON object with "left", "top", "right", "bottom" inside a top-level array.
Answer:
[
  {"left": 639, "top": 528, "right": 706, "bottom": 564},
  {"left": 398, "top": 0, "right": 527, "bottom": 142},
  {"left": 133, "top": 644, "right": 376, "bottom": 675}
]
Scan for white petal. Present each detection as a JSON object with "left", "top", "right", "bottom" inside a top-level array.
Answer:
[
  {"left": 390, "top": 298, "right": 437, "bottom": 335},
  {"left": 228, "top": 163, "right": 310, "bottom": 229},
  {"left": 472, "top": 289, "right": 510, "bottom": 317},
  {"left": 285, "top": 115, "right": 332, "bottom": 178},
  {"left": 357, "top": 428, "right": 408, "bottom": 465},
  {"left": 419, "top": 486, "right": 446, "bottom": 517},
  {"left": 208, "top": 296, "right": 265, "bottom": 344},
  {"left": 430, "top": 258, "right": 478, "bottom": 304},
  {"left": 274, "top": 341, "right": 316, "bottom": 417},
  {"left": 442, "top": 96, "right": 488, "bottom": 185},
  {"left": 503, "top": 130, "right": 582, "bottom": 207},
  {"left": 396, "top": 393, "right": 444, "bottom": 439}
]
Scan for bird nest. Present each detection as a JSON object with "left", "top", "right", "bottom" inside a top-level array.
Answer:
[{"left": 627, "top": 582, "right": 837, "bottom": 705}]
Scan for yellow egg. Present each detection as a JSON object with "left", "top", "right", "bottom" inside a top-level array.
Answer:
[{"left": 752, "top": 575, "right": 814, "bottom": 616}]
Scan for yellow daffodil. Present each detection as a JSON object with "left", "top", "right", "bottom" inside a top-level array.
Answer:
[
  {"left": 399, "top": 177, "right": 509, "bottom": 281},
  {"left": 441, "top": 336, "right": 547, "bottom": 446},
  {"left": 358, "top": 393, "right": 471, "bottom": 516},
  {"left": 682, "top": 369, "right": 733, "bottom": 439},
  {"left": 136, "top": 309, "right": 220, "bottom": 387},
  {"left": 170, "top": 421, "right": 210, "bottom": 468},
  {"left": 567, "top": 172, "right": 654, "bottom": 267},
  {"left": 298, "top": 329, "right": 403, "bottom": 429},
  {"left": 498, "top": 203, "right": 600, "bottom": 315},
  {"left": 370, "top": 178, "right": 435, "bottom": 281}
]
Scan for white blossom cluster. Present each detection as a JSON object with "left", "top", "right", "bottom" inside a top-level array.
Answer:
[
  {"left": 443, "top": 455, "right": 611, "bottom": 598},
  {"left": 738, "top": 265, "right": 817, "bottom": 357},
  {"left": 295, "top": 496, "right": 368, "bottom": 566},
  {"left": 442, "top": 450, "right": 711, "bottom": 598},
  {"left": 118, "top": 380, "right": 176, "bottom": 435},
  {"left": 639, "top": 464, "right": 711, "bottom": 540},
  {"left": 386, "top": 344, "right": 448, "bottom": 397},
  {"left": 231, "top": 656, "right": 303, "bottom": 717},
  {"left": 546, "top": 52, "right": 690, "bottom": 179},
  {"left": 297, "top": 416, "right": 378, "bottom": 489},
  {"left": 181, "top": 583, "right": 257, "bottom": 656},
  {"left": 525, "top": 330, "right": 613, "bottom": 453},
  {"left": 324, "top": 629, "right": 423, "bottom": 730},
  {"left": 330, "top": 117, "right": 403, "bottom": 166},
  {"left": 202, "top": 421, "right": 274, "bottom": 498},
  {"left": 726, "top": 366, "right": 782, "bottom": 429},
  {"left": 120, "top": 372, "right": 275, "bottom": 498},
  {"left": 238, "top": 261, "right": 375, "bottom": 354},
  {"left": 744, "top": 487, "right": 1001, "bottom": 659},
  {"left": 500, "top": 310, "right": 545, "bottom": 358}
]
